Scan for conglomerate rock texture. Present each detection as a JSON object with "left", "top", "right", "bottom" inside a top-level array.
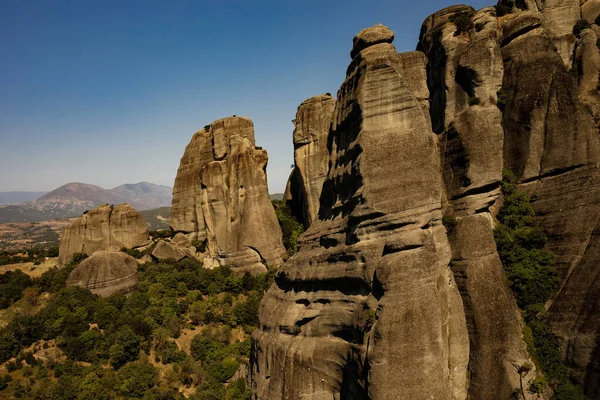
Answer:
[
  {"left": 170, "top": 117, "right": 286, "bottom": 274},
  {"left": 285, "top": 94, "right": 336, "bottom": 228},
  {"left": 252, "top": 3, "right": 600, "bottom": 399},
  {"left": 66, "top": 251, "right": 139, "bottom": 297},
  {"left": 57, "top": 204, "right": 149, "bottom": 267}
]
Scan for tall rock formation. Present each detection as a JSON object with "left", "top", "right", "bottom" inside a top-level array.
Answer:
[
  {"left": 252, "top": 25, "right": 471, "bottom": 400},
  {"left": 496, "top": 5, "right": 600, "bottom": 396},
  {"left": 254, "top": 3, "right": 600, "bottom": 398},
  {"left": 285, "top": 94, "right": 336, "bottom": 228},
  {"left": 170, "top": 116, "right": 286, "bottom": 273},
  {"left": 420, "top": 6, "right": 532, "bottom": 399},
  {"left": 58, "top": 203, "right": 149, "bottom": 266}
]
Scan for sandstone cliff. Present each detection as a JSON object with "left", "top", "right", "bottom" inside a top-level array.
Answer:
[
  {"left": 252, "top": 25, "right": 471, "bottom": 400},
  {"left": 253, "top": 3, "right": 600, "bottom": 398},
  {"left": 285, "top": 94, "right": 336, "bottom": 228},
  {"left": 420, "top": 6, "right": 532, "bottom": 398},
  {"left": 57, "top": 203, "right": 149, "bottom": 266},
  {"left": 170, "top": 117, "right": 287, "bottom": 274}
]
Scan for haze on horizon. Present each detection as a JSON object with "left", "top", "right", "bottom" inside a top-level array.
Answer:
[{"left": 0, "top": 0, "right": 491, "bottom": 193}]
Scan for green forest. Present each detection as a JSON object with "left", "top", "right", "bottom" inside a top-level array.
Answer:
[{"left": 0, "top": 255, "right": 275, "bottom": 399}]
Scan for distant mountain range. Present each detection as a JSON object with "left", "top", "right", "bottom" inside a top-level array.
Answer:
[
  {"left": 0, "top": 192, "right": 48, "bottom": 206},
  {"left": 0, "top": 182, "right": 172, "bottom": 223}
]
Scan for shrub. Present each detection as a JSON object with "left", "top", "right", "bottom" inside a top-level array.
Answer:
[
  {"left": 273, "top": 200, "right": 304, "bottom": 255},
  {"left": 573, "top": 20, "right": 591, "bottom": 36},
  {"left": 449, "top": 11, "right": 474, "bottom": 36},
  {"left": 495, "top": 181, "right": 558, "bottom": 308},
  {"left": 121, "top": 247, "right": 143, "bottom": 259},
  {"left": 0, "top": 269, "right": 33, "bottom": 309},
  {"left": 529, "top": 375, "right": 546, "bottom": 394},
  {"left": 497, "top": 88, "right": 507, "bottom": 109},
  {"left": 442, "top": 216, "right": 458, "bottom": 234},
  {"left": 0, "top": 375, "right": 12, "bottom": 391},
  {"left": 204, "top": 124, "right": 211, "bottom": 131},
  {"left": 191, "top": 239, "right": 207, "bottom": 253},
  {"left": 116, "top": 360, "right": 158, "bottom": 398},
  {"left": 495, "top": 171, "right": 585, "bottom": 399},
  {"left": 155, "top": 341, "right": 186, "bottom": 364},
  {"left": 149, "top": 230, "right": 172, "bottom": 239},
  {"left": 494, "top": 4, "right": 513, "bottom": 17},
  {"left": 468, "top": 97, "right": 481, "bottom": 106}
]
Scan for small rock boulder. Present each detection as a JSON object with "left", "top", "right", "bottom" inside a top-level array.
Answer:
[
  {"left": 171, "top": 232, "right": 192, "bottom": 248},
  {"left": 137, "top": 254, "right": 154, "bottom": 265},
  {"left": 152, "top": 240, "right": 186, "bottom": 261},
  {"left": 66, "top": 251, "right": 138, "bottom": 297},
  {"left": 351, "top": 24, "right": 394, "bottom": 58}
]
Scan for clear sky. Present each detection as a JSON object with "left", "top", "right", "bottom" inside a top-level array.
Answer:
[{"left": 0, "top": 0, "right": 492, "bottom": 193}]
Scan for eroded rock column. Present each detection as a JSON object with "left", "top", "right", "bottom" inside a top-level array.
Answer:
[
  {"left": 252, "top": 25, "right": 469, "bottom": 400},
  {"left": 170, "top": 116, "right": 287, "bottom": 273},
  {"left": 285, "top": 94, "right": 335, "bottom": 228}
]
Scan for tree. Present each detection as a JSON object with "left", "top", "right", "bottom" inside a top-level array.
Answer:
[{"left": 116, "top": 360, "right": 158, "bottom": 398}]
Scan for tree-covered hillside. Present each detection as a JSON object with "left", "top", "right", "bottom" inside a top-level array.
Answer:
[{"left": 0, "top": 255, "right": 274, "bottom": 399}]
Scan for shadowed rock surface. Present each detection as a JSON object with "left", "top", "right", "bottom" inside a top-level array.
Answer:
[
  {"left": 66, "top": 251, "right": 138, "bottom": 297},
  {"left": 57, "top": 203, "right": 149, "bottom": 266},
  {"left": 252, "top": 25, "right": 470, "bottom": 400},
  {"left": 253, "top": 3, "right": 600, "bottom": 398},
  {"left": 285, "top": 94, "right": 336, "bottom": 228},
  {"left": 419, "top": 6, "right": 533, "bottom": 399},
  {"left": 170, "top": 116, "right": 286, "bottom": 273}
]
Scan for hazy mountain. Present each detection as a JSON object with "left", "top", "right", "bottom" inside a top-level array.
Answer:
[
  {"left": 0, "top": 182, "right": 172, "bottom": 223},
  {"left": 111, "top": 182, "right": 173, "bottom": 210},
  {"left": 0, "top": 191, "right": 47, "bottom": 206}
]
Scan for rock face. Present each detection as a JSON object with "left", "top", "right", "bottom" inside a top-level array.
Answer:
[
  {"left": 419, "top": 7, "right": 532, "bottom": 399},
  {"left": 495, "top": 11, "right": 600, "bottom": 394},
  {"left": 58, "top": 204, "right": 149, "bottom": 266},
  {"left": 285, "top": 94, "right": 335, "bottom": 227},
  {"left": 170, "top": 117, "right": 286, "bottom": 273},
  {"left": 151, "top": 240, "right": 186, "bottom": 262},
  {"left": 252, "top": 25, "right": 471, "bottom": 400},
  {"left": 253, "top": 4, "right": 600, "bottom": 398},
  {"left": 501, "top": 22, "right": 598, "bottom": 181},
  {"left": 66, "top": 251, "right": 138, "bottom": 297}
]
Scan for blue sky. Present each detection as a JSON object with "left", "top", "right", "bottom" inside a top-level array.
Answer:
[{"left": 0, "top": 0, "right": 492, "bottom": 192}]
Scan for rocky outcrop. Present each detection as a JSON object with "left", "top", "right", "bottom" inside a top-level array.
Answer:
[
  {"left": 252, "top": 25, "right": 470, "bottom": 400},
  {"left": 252, "top": 4, "right": 600, "bottom": 399},
  {"left": 285, "top": 94, "right": 335, "bottom": 227},
  {"left": 583, "top": 0, "right": 600, "bottom": 24},
  {"left": 66, "top": 251, "right": 138, "bottom": 297},
  {"left": 151, "top": 240, "right": 186, "bottom": 262},
  {"left": 58, "top": 204, "right": 149, "bottom": 266},
  {"left": 170, "top": 117, "right": 286, "bottom": 273},
  {"left": 501, "top": 22, "right": 598, "bottom": 182},
  {"left": 419, "top": 7, "right": 532, "bottom": 399}
]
